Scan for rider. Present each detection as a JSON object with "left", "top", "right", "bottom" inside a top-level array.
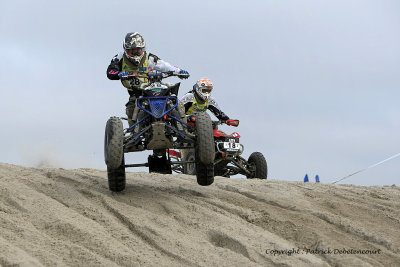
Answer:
[
  {"left": 107, "top": 32, "right": 189, "bottom": 127},
  {"left": 180, "top": 78, "right": 230, "bottom": 121},
  {"left": 179, "top": 78, "right": 231, "bottom": 163}
]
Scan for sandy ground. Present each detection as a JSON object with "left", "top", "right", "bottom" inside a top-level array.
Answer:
[{"left": 0, "top": 162, "right": 399, "bottom": 266}]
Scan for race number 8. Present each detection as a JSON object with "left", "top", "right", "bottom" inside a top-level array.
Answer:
[{"left": 133, "top": 78, "right": 141, "bottom": 86}]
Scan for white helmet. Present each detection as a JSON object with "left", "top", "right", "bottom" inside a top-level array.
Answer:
[
  {"left": 193, "top": 78, "right": 213, "bottom": 103},
  {"left": 123, "top": 32, "right": 146, "bottom": 65}
]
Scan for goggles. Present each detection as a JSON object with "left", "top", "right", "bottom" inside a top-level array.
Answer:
[
  {"left": 199, "top": 87, "right": 212, "bottom": 95},
  {"left": 126, "top": 47, "right": 145, "bottom": 57}
]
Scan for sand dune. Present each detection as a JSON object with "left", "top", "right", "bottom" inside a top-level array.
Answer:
[{"left": 0, "top": 162, "right": 399, "bottom": 266}]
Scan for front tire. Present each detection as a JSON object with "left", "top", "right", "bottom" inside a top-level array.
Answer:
[
  {"left": 183, "top": 149, "right": 214, "bottom": 186},
  {"left": 196, "top": 161, "right": 214, "bottom": 186},
  {"left": 108, "top": 156, "right": 126, "bottom": 192},
  {"left": 246, "top": 152, "right": 268, "bottom": 179},
  {"left": 195, "top": 112, "right": 215, "bottom": 164},
  {"left": 104, "top": 117, "right": 124, "bottom": 169}
]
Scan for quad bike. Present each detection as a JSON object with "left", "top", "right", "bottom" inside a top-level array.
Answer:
[
  {"left": 104, "top": 71, "right": 215, "bottom": 192},
  {"left": 169, "top": 117, "right": 268, "bottom": 179}
]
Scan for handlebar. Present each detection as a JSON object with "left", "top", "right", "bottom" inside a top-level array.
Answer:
[
  {"left": 119, "top": 71, "right": 189, "bottom": 80},
  {"left": 187, "top": 115, "right": 239, "bottom": 127},
  {"left": 213, "top": 119, "right": 240, "bottom": 127}
]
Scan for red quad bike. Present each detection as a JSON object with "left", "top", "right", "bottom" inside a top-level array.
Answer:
[{"left": 169, "top": 117, "right": 268, "bottom": 179}]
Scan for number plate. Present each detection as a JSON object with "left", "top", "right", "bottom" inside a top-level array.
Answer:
[{"left": 223, "top": 142, "right": 240, "bottom": 150}]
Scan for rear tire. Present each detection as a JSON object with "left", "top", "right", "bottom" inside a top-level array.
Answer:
[
  {"left": 195, "top": 112, "right": 215, "bottom": 164},
  {"left": 148, "top": 153, "right": 172, "bottom": 174},
  {"left": 104, "top": 117, "right": 124, "bottom": 169},
  {"left": 108, "top": 156, "right": 126, "bottom": 192},
  {"left": 246, "top": 152, "right": 268, "bottom": 179}
]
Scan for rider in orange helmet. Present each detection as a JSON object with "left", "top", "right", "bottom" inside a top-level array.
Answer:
[{"left": 180, "top": 78, "right": 230, "bottom": 121}]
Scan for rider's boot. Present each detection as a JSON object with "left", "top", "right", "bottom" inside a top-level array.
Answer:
[
  {"left": 178, "top": 101, "right": 186, "bottom": 121},
  {"left": 125, "top": 96, "right": 137, "bottom": 129}
]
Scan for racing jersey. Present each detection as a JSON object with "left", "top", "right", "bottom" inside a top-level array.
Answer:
[
  {"left": 107, "top": 52, "right": 181, "bottom": 94},
  {"left": 180, "top": 92, "right": 230, "bottom": 121}
]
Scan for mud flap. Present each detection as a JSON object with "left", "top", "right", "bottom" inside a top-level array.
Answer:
[{"left": 148, "top": 155, "right": 172, "bottom": 174}]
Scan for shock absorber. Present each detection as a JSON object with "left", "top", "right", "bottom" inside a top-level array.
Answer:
[{"left": 132, "top": 99, "right": 141, "bottom": 122}]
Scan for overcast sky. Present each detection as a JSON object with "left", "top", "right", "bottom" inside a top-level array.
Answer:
[{"left": 1, "top": 0, "right": 399, "bottom": 185}]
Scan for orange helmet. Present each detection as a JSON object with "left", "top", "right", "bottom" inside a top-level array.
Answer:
[{"left": 194, "top": 78, "right": 213, "bottom": 102}]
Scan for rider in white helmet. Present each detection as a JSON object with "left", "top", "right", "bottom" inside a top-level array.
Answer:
[{"left": 107, "top": 32, "right": 190, "bottom": 126}]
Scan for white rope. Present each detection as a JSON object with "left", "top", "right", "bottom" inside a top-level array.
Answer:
[{"left": 332, "top": 152, "right": 400, "bottom": 184}]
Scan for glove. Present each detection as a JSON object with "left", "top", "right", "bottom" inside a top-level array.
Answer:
[
  {"left": 177, "top": 69, "right": 189, "bottom": 79},
  {"left": 118, "top": 71, "right": 129, "bottom": 79}
]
